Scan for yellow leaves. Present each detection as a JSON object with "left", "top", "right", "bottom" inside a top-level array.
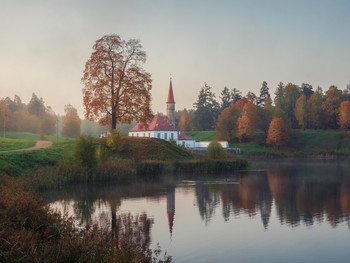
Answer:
[{"left": 266, "top": 118, "right": 289, "bottom": 149}]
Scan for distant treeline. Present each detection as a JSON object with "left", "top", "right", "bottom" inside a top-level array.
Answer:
[{"left": 0, "top": 93, "right": 107, "bottom": 137}]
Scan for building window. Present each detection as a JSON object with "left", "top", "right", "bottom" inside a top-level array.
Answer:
[
  {"left": 182, "top": 141, "right": 185, "bottom": 147},
  {"left": 157, "top": 133, "right": 160, "bottom": 139},
  {"left": 137, "top": 133, "right": 138, "bottom": 137},
  {"left": 143, "top": 133, "right": 145, "bottom": 137},
  {"left": 148, "top": 133, "right": 150, "bottom": 137},
  {"left": 164, "top": 133, "right": 167, "bottom": 140},
  {"left": 171, "top": 133, "right": 174, "bottom": 140}
]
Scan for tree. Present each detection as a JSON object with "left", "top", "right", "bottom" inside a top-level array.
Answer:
[
  {"left": 246, "top": 91, "right": 258, "bottom": 104},
  {"left": 274, "top": 82, "right": 284, "bottom": 105},
  {"left": 82, "top": 34, "right": 153, "bottom": 130},
  {"left": 266, "top": 118, "right": 289, "bottom": 149},
  {"left": 306, "top": 87, "right": 325, "bottom": 129},
  {"left": 62, "top": 104, "right": 81, "bottom": 138},
  {"left": 220, "top": 87, "right": 232, "bottom": 111},
  {"left": 193, "top": 83, "right": 220, "bottom": 130},
  {"left": 322, "top": 85, "right": 342, "bottom": 129},
  {"left": 339, "top": 101, "right": 350, "bottom": 132},
  {"left": 257, "top": 81, "right": 270, "bottom": 107},
  {"left": 295, "top": 94, "right": 307, "bottom": 129},
  {"left": 178, "top": 111, "right": 193, "bottom": 131},
  {"left": 232, "top": 97, "right": 248, "bottom": 113},
  {"left": 40, "top": 112, "right": 56, "bottom": 135},
  {"left": 216, "top": 106, "right": 240, "bottom": 142},
  {"left": 106, "top": 129, "right": 125, "bottom": 152},
  {"left": 237, "top": 101, "right": 257, "bottom": 141},
  {"left": 231, "top": 88, "right": 242, "bottom": 104},
  {"left": 300, "top": 83, "right": 314, "bottom": 99},
  {"left": 258, "top": 97, "right": 273, "bottom": 135},
  {"left": 28, "top": 93, "right": 46, "bottom": 118},
  {"left": 279, "top": 83, "right": 301, "bottom": 128}
]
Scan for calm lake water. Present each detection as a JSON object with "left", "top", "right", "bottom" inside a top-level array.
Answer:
[{"left": 44, "top": 160, "right": 350, "bottom": 263}]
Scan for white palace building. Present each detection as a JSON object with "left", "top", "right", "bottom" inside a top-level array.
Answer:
[{"left": 128, "top": 78, "right": 228, "bottom": 149}]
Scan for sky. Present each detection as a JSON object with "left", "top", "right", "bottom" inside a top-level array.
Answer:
[{"left": 1, "top": 0, "right": 350, "bottom": 118}]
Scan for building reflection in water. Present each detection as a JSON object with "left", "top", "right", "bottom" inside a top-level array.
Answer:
[{"left": 167, "top": 187, "right": 175, "bottom": 238}]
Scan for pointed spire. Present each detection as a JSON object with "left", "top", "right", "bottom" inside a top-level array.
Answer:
[{"left": 167, "top": 77, "right": 175, "bottom": 103}]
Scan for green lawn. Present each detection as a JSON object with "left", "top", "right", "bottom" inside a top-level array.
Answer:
[
  {"left": 184, "top": 130, "right": 216, "bottom": 141},
  {"left": 0, "top": 137, "right": 35, "bottom": 151},
  {"left": 4, "top": 131, "right": 72, "bottom": 142}
]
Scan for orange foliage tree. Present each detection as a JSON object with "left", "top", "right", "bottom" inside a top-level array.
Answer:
[
  {"left": 232, "top": 97, "right": 248, "bottom": 113},
  {"left": 266, "top": 117, "right": 289, "bottom": 149},
  {"left": 216, "top": 106, "right": 240, "bottom": 142},
  {"left": 295, "top": 94, "right": 307, "bottom": 129},
  {"left": 178, "top": 112, "right": 193, "bottom": 131},
  {"left": 82, "top": 34, "right": 153, "bottom": 130},
  {"left": 238, "top": 101, "right": 257, "bottom": 141},
  {"left": 322, "top": 85, "right": 342, "bottom": 129},
  {"left": 339, "top": 101, "right": 350, "bottom": 131}
]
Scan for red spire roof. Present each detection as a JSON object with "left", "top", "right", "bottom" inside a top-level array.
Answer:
[{"left": 167, "top": 79, "right": 175, "bottom": 103}]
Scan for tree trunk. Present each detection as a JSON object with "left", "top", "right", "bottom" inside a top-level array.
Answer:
[{"left": 112, "top": 112, "right": 117, "bottom": 130}]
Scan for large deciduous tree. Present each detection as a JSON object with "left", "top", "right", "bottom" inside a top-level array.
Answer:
[
  {"left": 82, "top": 34, "right": 153, "bottom": 130},
  {"left": 266, "top": 117, "right": 289, "bottom": 149},
  {"left": 306, "top": 87, "right": 325, "bottom": 129},
  {"left": 295, "top": 94, "right": 308, "bottom": 129},
  {"left": 339, "top": 101, "right": 350, "bottom": 132}
]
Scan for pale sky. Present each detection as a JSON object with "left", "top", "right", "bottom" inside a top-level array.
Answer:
[{"left": 1, "top": 0, "right": 350, "bottom": 118}]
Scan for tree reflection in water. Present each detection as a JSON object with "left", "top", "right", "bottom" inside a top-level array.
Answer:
[{"left": 47, "top": 161, "right": 350, "bottom": 234}]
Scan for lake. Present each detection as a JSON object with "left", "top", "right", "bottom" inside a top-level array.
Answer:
[{"left": 44, "top": 160, "right": 350, "bottom": 262}]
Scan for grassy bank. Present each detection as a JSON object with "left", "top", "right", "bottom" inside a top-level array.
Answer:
[{"left": 186, "top": 129, "right": 350, "bottom": 157}]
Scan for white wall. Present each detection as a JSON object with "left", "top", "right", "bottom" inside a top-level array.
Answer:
[{"left": 128, "top": 131, "right": 178, "bottom": 141}]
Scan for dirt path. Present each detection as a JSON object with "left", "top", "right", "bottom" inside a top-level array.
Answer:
[{"left": 0, "top": 140, "right": 53, "bottom": 152}]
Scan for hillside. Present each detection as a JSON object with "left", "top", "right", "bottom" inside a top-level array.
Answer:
[{"left": 185, "top": 129, "right": 350, "bottom": 157}]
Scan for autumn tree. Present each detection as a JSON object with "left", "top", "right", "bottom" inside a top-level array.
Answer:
[
  {"left": 237, "top": 101, "right": 257, "bottom": 141},
  {"left": 232, "top": 97, "right": 248, "bottom": 113},
  {"left": 178, "top": 111, "right": 193, "bottom": 131},
  {"left": 322, "top": 85, "right": 342, "bottom": 129},
  {"left": 62, "top": 104, "right": 81, "bottom": 138},
  {"left": 266, "top": 117, "right": 289, "bottom": 149},
  {"left": 306, "top": 87, "right": 325, "bottom": 129},
  {"left": 82, "top": 34, "right": 153, "bottom": 130},
  {"left": 216, "top": 106, "right": 240, "bottom": 142},
  {"left": 339, "top": 101, "right": 350, "bottom": 132}
]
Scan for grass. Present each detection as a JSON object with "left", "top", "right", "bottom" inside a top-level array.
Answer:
[
  {"left": 0, "top": 140, "right": 75, "bottom": 176},
  {"left": 0, "top": 137, "right": 35, "bottom": 151},
  {"left": 4, "top": 131, "right": 73, "bottom": 142},
  {"left": 184, "top": 130, "right": 216, "bottom": 141}
]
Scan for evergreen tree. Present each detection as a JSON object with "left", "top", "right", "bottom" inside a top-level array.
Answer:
[
  {"left": 28, "top": 93, "right": 46, "bottom": 118},
  {"left": 274, "top": 82, "right": 284, "bottom": 105},
  {"left": 193, "top": 83, "right": 220, "bottom": 130},
  {"left": 220, "top": 87, "right": 232, "bottom": 111},
  {"left": 257, "top": 81, "right": 270, "bottom": 107},
  {"left": 231, "top": 88, "right": 242, "bottom": 104},
  {"left": 300, "top": 83, "right": 314, "bottom": 99}
]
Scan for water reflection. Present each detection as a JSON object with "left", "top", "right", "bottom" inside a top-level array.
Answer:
[{"left": 46, "top": 160, "right": 350, "bottom": 235}]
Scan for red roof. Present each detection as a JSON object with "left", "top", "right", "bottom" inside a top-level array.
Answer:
[
  {"left": 129, "top": 115, "right": 177, "bottom": 132},
  {"left": 167, "top": 79, "right": 175, "bottom": 103},
  {"left": 178, "top": 133, "right": 195, "bottom": 140}
]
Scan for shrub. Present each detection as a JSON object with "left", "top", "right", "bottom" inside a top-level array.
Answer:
[
  {"left": 106, "top": 129, "right": 125, "bottom": 152},
  {"left": 96, "top": 143, "right": 109, "bottom": 163},
  {"left": 73, "top": 135, "right": 97, "bottom": 168},
  {"left": 206, "top": 140, "right": 227, "bottom": 159}
]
